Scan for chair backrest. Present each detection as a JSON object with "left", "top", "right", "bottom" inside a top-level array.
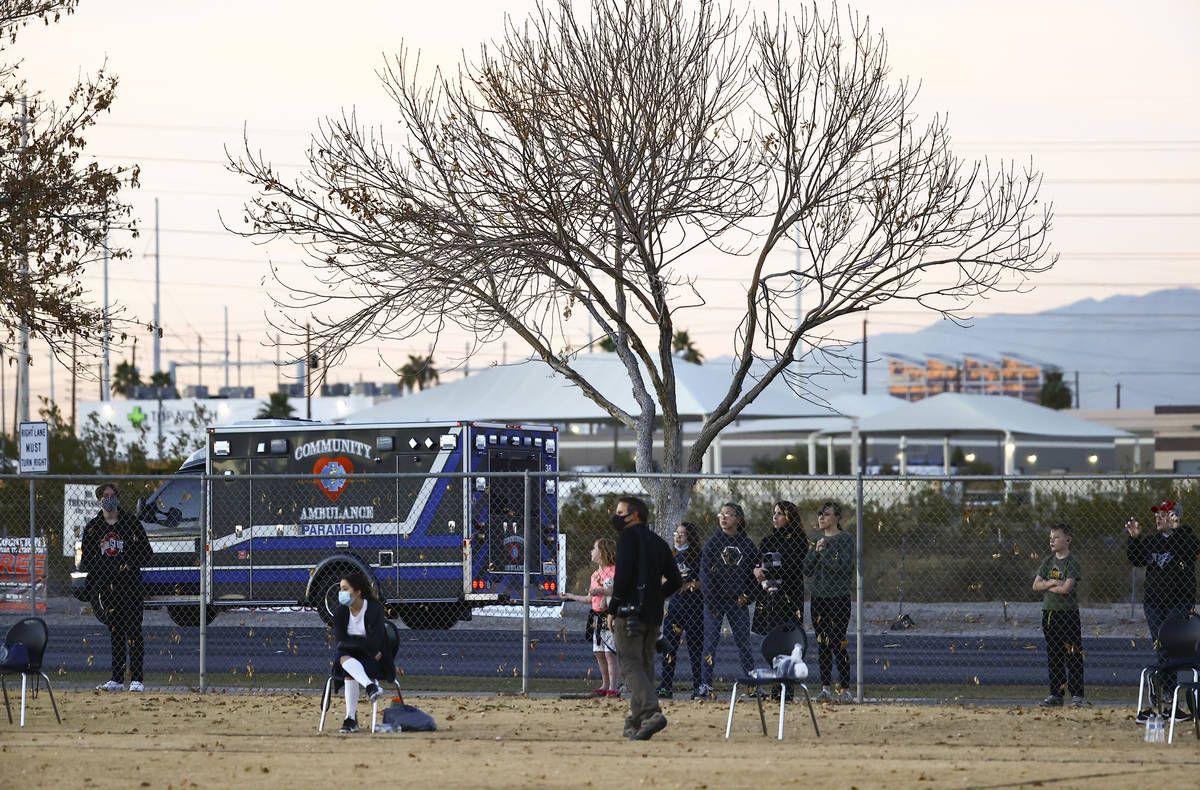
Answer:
[
  {"left": 384, "top": 620, "right": 400, "bottom": 661},
  {"left": 761, "top": 623, "right": 807, "bottom": 664},
  {"left": 1159, "top": 611, "right": 1200, "bottom": 662},
  {"left": 4, "top": 617, "right": 49, "bottom": 671}
]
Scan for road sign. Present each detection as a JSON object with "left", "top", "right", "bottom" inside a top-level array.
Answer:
[{"left": 18, "top": 421, "right": 49, "bottom": 474}]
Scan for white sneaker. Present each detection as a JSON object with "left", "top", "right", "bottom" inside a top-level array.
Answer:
[
  {"left": 816, "top": 688, "right": 833, "bottom": 703},
  {"left": 837, "top": 689, "right": 855, "bottom": 704},
  {"left": 128, "top": 681, "right": 145, "bottom": 692},
  {"left": 97, "top": 680, "right": 124, "bottom": 692}
]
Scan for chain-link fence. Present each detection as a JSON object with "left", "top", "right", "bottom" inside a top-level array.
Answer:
[{"left": 1, "top": 472, "right": 1196, "bottom": 701}]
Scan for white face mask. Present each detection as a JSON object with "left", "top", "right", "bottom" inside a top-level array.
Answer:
[{"left": 338, "top": 590, "right": 353, "bottom": 606}]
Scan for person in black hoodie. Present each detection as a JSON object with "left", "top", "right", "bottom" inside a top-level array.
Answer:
[
  {"left": 751, "top": 500, "right": 808, "bottom": 636},
  {"left": 697, "top": 502, "right": 759, "bottom": 699},
  {"left": 331, "top": 570, "right": 390, "bottom": 733},
  {"left": 80, "top": 482, "right": 153, "bottom": 692},
  {"left": 1125, "top": 499, "right": 1199, "bottom": 712},
  {"left": 656, "top": 521, "right": 704, "bottom": 700},
  {"left": 608, "top": 496, "right": 681, "bottom": 741}
]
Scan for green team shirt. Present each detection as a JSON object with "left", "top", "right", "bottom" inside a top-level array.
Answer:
[{"left": 1036, "top": 553, "right": 1081, "bottom": 611}]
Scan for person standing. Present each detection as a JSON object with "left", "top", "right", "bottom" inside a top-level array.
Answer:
[
  {"left": 752, "top": 500, "right": 808, "bottom": 636},
  {"left": 1125, "top": 499, "right": 1199, "bottom": 718},
  {"left": 81, "top": 482, "right": 153, "bottom": 692},
  {"left": 559, "top": 538, "right": 621, "bottom": 697},
  {"left": 656, "top": 522, "right": 703, "bottom": 700},
  {"left": 608, "top": 496, "right": 681, "bottom": 741},
  {"left": 803, "top": 500, "right": 855, "bottom": 703},
  {"left": 697, "top": 502, "right": 759, "bottom": 699},
  {"left": 1033, "top": 523, "right": 1087, "bottom": 708}
]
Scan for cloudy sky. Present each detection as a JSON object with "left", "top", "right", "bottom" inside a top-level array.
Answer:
[{"left": 9, "top": 0, "right": 1198, "bottom": 411}]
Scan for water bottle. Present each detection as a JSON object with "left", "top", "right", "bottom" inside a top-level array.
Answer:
[{"left": 1152, "top": 714, "right": 1165, "bottom": 743}]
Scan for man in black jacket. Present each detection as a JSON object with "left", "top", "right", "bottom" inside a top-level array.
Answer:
[
  {"left": 80, "top": 482, "right": 153, "bottom": 692},
  {"left": 1126, "top": 499, "right": 1199, "bottom": 714},
  {"left": 608, "top": 496, "right": 681, "bottom": 741}
]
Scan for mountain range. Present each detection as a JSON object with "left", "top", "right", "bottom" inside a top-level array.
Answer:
[{"left": 815, "top": 287, "right": 1200, "bottom": 410}]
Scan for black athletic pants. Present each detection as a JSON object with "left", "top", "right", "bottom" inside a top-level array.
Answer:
[
  {"left": 810, "top": 595, "right": 852, "bottom": 688},
  {"left": 107, "top": 595, "right": 145, "bottom": 684},
  {"left": 1042, "top": 608, "right": 1084, "bottom": 699}
]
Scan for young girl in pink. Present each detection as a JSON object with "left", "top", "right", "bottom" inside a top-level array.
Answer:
[{"left": 560, "top": 538, "right": 621, "bottom": 696}]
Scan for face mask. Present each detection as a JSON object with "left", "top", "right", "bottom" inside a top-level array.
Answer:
[
  {"left": 101, "top": 496, "right": 118, "bottom": 512},
  {"left": 612, "top": 513, "right": 628, "bottom": 532},
  {"left": 675, "top": 543, "right": 689, "bottom": 552},
  {"left": 337, "top": 590, "right": 353, "bottom": 606}
]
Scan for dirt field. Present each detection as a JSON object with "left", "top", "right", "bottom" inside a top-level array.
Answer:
[{"left": 2, "top": 691, "right": 1197, "bottom": 789}]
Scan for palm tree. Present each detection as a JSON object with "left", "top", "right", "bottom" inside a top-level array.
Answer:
[
  {"left": 256, "top": 391, "right": 296, "bottom": 419},
  {"left": 1038, "top": 371, "right": 1073, "bottom": 410},
  {"left": 111, "top": 361, "right": 141, "bottom": 398},
  {"left": 671, "top": 330, "right": 704, "bottom": 364},
  {"left": 398, "top": 354, "right": 439, "bottom": 393}
]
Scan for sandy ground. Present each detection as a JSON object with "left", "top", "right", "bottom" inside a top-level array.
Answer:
[{"left": 2, "top": 691, "right": 1197, "bottom": 790}]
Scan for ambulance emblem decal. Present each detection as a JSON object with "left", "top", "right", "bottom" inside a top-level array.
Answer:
[{"left": 313, "top": 456, "right": 354, "bottom": 502}]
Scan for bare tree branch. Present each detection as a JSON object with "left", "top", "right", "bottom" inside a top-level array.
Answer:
[{"left": 229, "top": 0, "right": 1055, "bottom": 525}]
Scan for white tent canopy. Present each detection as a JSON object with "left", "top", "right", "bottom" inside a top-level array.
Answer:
[
  {"left": 345, "top": 354, "right": 827, "bottom": 424},
  {"left": 853, "top": 393, "right": 1131, "bottom": 474},
  {"left": 858, "top": 393, "right": 1130, "bottom": 438}
]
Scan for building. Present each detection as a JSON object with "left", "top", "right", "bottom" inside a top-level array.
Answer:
[{"left": 887, "top": 352, "right": 1059, "bottom": 404}]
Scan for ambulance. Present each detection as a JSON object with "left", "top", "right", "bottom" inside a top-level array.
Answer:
[{"left": 74, "top": 420, "right": 560, "bottom": 629}]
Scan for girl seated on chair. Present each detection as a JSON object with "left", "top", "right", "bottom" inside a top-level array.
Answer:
[{"left": 333, "top": 571, "right": 389, "bottom": 733}]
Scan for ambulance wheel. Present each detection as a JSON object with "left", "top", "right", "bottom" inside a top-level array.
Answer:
[
  {"left": 166, "top": 604, "right": 219, "bottom": 627},
  {"left": 313, "top": 570, "right": 347, "bottom": 627}
]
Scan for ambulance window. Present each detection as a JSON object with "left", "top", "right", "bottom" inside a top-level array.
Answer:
[{"left": 146, "top": 479, "right": 202, "bottom": 526}]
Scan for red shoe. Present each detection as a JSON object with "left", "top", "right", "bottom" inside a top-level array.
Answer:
[
  {"left": 591, "top": 689, "right": 607, "bottom": 696},
  {"left": 605, "top": 690, "right": 621, "bottom": 698}
]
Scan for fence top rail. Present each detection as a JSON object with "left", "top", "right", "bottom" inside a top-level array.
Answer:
[{"left": 2, "top": 471, "right": 1196, "bottom": 483}]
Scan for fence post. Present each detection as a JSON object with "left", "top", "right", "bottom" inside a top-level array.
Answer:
[
  {"left": 28, "top": 478, "right": 36, "bottom": 613},
  {"left": 521, "top": 471, "right": 531, "bottom": 695},
  {"left": 854, "top": 472, "right": 863, "bottom": 703},
  {"left": 199, "top": 472, "right": 209, "bottom": 693}
]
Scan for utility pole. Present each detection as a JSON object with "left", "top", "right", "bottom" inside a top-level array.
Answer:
[
  {"left": 103, "top": 240, "right": 110, "bottom": 401},
  {"left": 153, "top": 198, "right": 161, "bottom": 378},
  {"left": 305, "top": 324, "right": 312, "bottom": 419},
  {"left": 223, "top": 305, "right": 230, "bottom": 389},
  {"left": 861, "top": 317, "right": 867, "bottom": 395},
  {"left": 237, "top": 334, "right": 242, "bottom": 387},
  {"left": 1074, "top": 370, "right": 1080, "bottom": 409},
  {"left": 196, "top": 333, "right": 202, "bottom": 389},
  {"left": 17, "top": 97, "right": 30, "bottom": 424},
  {"left": 860, "top": 315, "right": 868, "bottom": 474},
  {"left": 71, "top": 335, "right": 77, "bottom": 431},
  {"left": 1116, "top": 382, "right": 1121, "bottom": 409}
]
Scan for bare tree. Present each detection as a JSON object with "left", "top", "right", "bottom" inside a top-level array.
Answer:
[
  {"left": 0, "top": 0, "right": 140, "bottom": 371},
  {"left": 230, "top": 0, "right": 1054, "bottom": 527}
]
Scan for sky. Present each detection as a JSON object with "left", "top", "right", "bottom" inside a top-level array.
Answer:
[{"left": 7, "top": 0, "right": 1199, "bottom": 416}]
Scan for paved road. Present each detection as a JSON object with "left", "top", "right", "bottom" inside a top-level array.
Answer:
[{"left": 44, "top": 622, "right": 1155, "bottom": 689}]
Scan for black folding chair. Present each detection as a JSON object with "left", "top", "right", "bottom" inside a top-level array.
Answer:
[
  {"left": 725, "top": 623, "right": 819, "bottom": 739},
  {"left": 1156, "top": 612, "right": 1200, "bottom": 744},
  {"left": 1, "top": 617, "right": 62, "bottom": 727},
  {"left": 318, "top": 620, "right": 402, "bottom": 733}
]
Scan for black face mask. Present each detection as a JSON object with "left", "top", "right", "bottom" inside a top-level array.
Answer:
[{"left": 612, "top": 513, "right": 629, "bottom": 532}]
